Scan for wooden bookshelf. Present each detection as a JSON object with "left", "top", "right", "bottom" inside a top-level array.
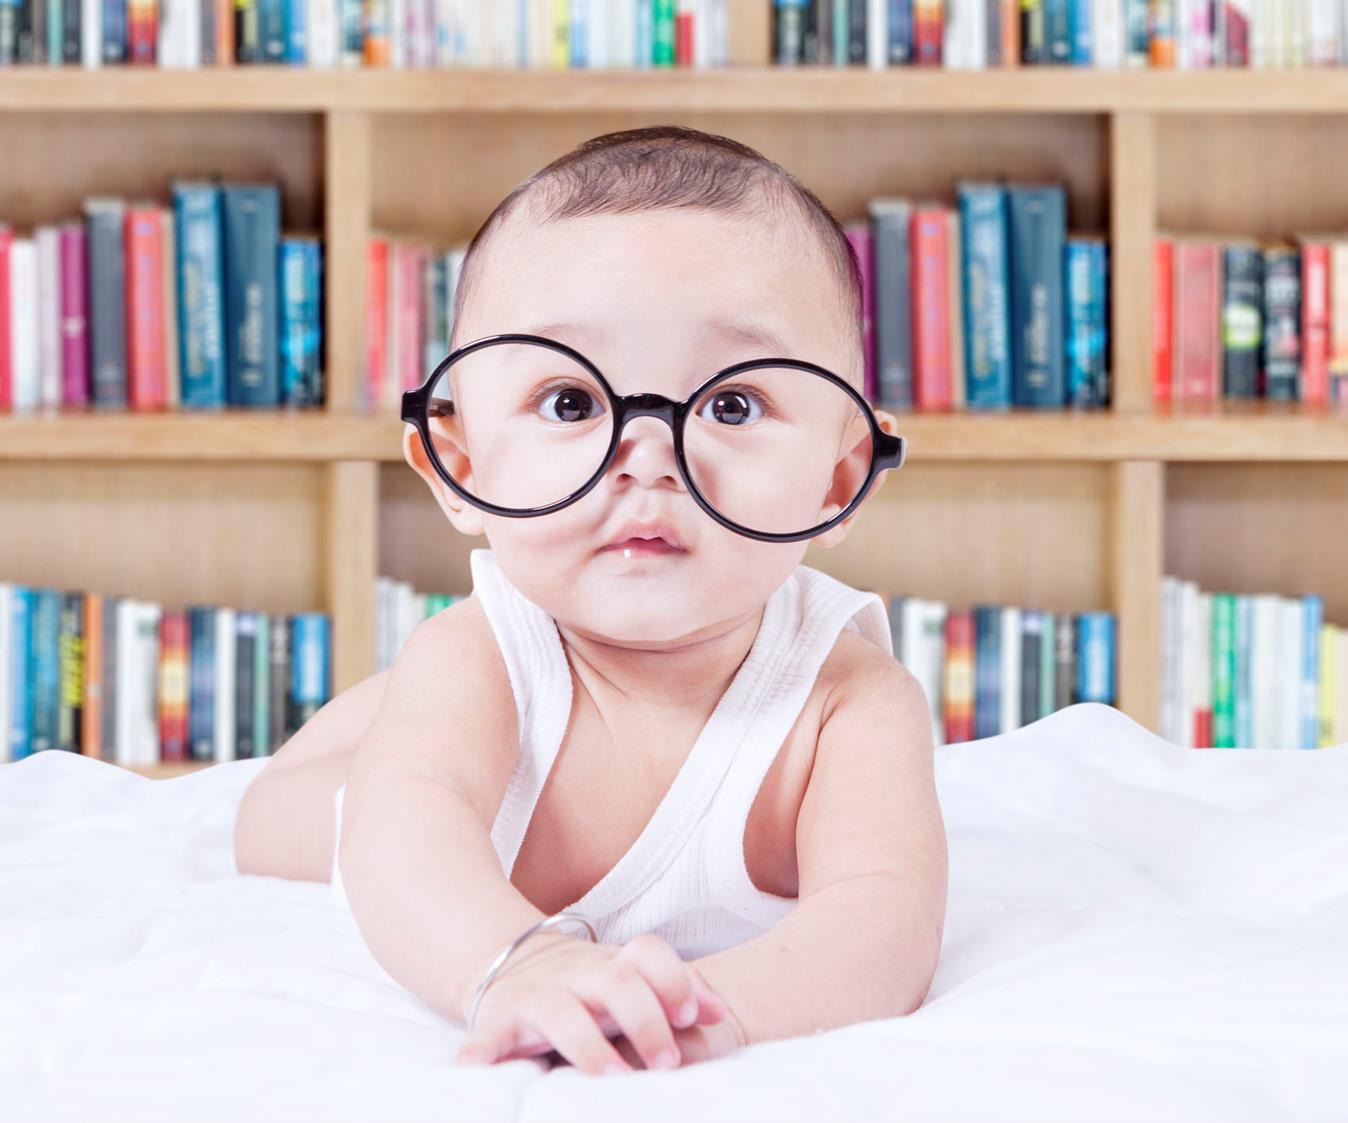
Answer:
[{"left": 6, "top": 7, "right": 1348, "bottom": 767}]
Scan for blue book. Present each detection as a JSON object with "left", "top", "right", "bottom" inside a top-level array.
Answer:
[
  {"left": 1234, "top": 595, "right": 1254, "bottom": 749},
  {"left": 1071, "top": 0, "right": 1091, "bottom": 63},
  {"left": 569, "top": 0, "right": 587, "bottom": 66},
  {"left": 888, "top": 0, "right": 913, "bottom": 63},
  {"left": 973, "top": 605, "right": 1002, "bottom": 740},
  {"left": 1066, "top": 238, "right": 1108, "bottom": 408},
  {"left": 284, "top": 0, "right": 305, "bottom": 61},
  {"left": 0, "top": 0, "right": 19, "bottom": 65},
  {"left": 279, "top": 237, "right": 323, "bottom": 406},
  {"left": 1301, "top": 595, "right": 1323, "bottom": 749},
  {"left": 1076, "top": 612, "right": 1116, "bottom": 705},
  {"left": 260, "top": 0, "right": 287, "bottom": 60},
  {"left": 958, "top": 182, "right": 1012, "bottom": 410},
  {"left": 291, "top": 613, "right": 331, "bottom": 726},
  {"left": 100, "top": 0, "right": 124, "bottom": 61},
  {"left": 1007, "top": 185, "right": 1066, "bottom": 408},
  {"left": 221, "top": 184, "right": 281, "bottom": 407},
  {"left": 635, "top": 0, "right": 653, "bottom": 67},
  {"left": 29, "top": 589, "right": 62, "bottom": 754},
  {"left": 1045, "top": 0, "right": 1072, "bottom": 62},
  {"left": 173, "top": 182, "right": 227, "bottom": 409},
  {"left": 188, "top": 607, "right": 216, "bottom": 762},
  {"left": 9, "top": 588, "right": 32, "bottom": 761}
]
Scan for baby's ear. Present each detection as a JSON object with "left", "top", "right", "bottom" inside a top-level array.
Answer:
[
  {"left": 402, "top": 424, "right": 486, "bottom": 537},
  {"left": 812, "top": 407, "right": 900, "bottom": 550}
]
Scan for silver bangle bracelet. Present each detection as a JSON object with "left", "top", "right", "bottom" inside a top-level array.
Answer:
[{"left": 464, "top": 911, "right": 598, "bottom": 1031}]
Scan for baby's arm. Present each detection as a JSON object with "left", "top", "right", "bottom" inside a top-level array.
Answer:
[{"left": 691, "top": 640, "right": 948, "bottom": 1045}]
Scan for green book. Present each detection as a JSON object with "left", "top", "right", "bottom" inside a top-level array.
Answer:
[
  {"left": 253, "top": 615, "right": 271, "bottom": 758},
  {"left": 1212, "top": 593, "right": 1237, "bottom": 749}
]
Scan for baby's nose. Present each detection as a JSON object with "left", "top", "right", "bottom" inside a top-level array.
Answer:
[{"left": 610, "top": 415, "right": 681, "bottom": 488}]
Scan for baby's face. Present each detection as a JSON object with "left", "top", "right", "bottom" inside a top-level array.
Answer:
[{"left": 409, "top": 206, "right": 895, "bottom": 648}]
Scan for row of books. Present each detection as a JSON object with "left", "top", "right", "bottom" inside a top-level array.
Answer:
[
  {"left": 0, "top": 0, "right": 729, "bottom": 69},
  {"left": 0, "top": 182, "right": 323, "bottom": 414},
  {"left": 369, "top": 180, "right": 1108, "bottom": 415},
  {"left": 889, "top": 597, "right": 1116, "bottom": 746},
  {"left": 0, "top": 582, "right": 332, "bottom": 765},
  {"left": 1155, "top": 235, "right": 1348, "bottom": 407},
  {"left": 375, "top": 575, "right": 466, "bottom": 671},
  {"left": 774, "top": 0, "right": 1348, "bottom": 70},
  {"left": 1161, "top": 577, "right": 1347, "bottom": 749},
  {"left": 851, "top": 182, "right": 1108, "bottom": 412}
]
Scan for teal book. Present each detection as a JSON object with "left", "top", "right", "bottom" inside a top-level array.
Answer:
[
  {"left": 221, "top": 184, "right": 281, "bottom": 407},
  {"left": 1211, "top": 593, "right": 1236, "bottom": 748},
  {"left": 291, "top": 613, "right": 331, "bottom": 727},
  {"left": 958, "top": 182, "right": 1012, "bottom": 410},
  {"left": 973, "top": 605, "right": 1002, "bottom": 740},
  {"left": 1066, "top": 237, "right": 1109, "bottom": 408},
  {"left": 279, "top": 236, "right": 323, "bottom": 406},
  {"left": 1044, "top": 0, "right": 1072, "bottom": 61},
  {"left": 1007, "top": 185, "right": 1066, "bottom": 408},
  {"left": 188, "top": 607, "right": 216, "bottom": 762},
  {"left": 29, "top": 588, "right": 62, "bottom": 754},
  {"left": 172, "top": 181, "right": 227, "bottom": 409},
  {"left": 9, "top": 587, "right": 32, "bottom": 760},
  {"left": 253, "top": 614, "right": 271, "bottom": 757},
  {"left": 1234, "top": 594, "right": 1254, "bottom": 749}
]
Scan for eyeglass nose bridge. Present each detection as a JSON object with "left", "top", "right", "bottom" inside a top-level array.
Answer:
[{"left": 614, "top": 392, "right": 682, "bottom": 428}]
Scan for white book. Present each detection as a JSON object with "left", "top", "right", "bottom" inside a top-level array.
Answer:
[
  {"left": 432, "top": 0, "right": 453, "bottom": 66},
  {"left": 1197, "top": 593, "right": 1212, "bottom": 743},
  {"left": 390, "top": 0, "right": 407, "bottom": 66},
  {"left": 527, "top": 0, "right": 551, "bottom": 67},
  {"left": 1160, "top": 577, "right": 1178, "bottom": 743},
  {"left": 915, "top": 600, "right": 947, "bottom": 746},
  {"left": 10, "top": 237, "right": 39, "bottom": 413},
  {"left": 81, "top": 0, "right": 102, "bottom": 67},
  {"left": 867, "top": 0, "right": 887, "bottom": 68},
  {"left": 693, "top": 0, "right": 711, "bottom": 68},
  {"left": 944, "top": 0, "right": 986, "bottom": 69},
  {"left": 183, "top": 0, "right": 201, "bottom": 67},
  {"left": 0, "top": 584, "right": 11, "bottom": 765},
  {"left": 1249, "top": 0, "right": 1269, "bottom": 66},
  {"left": 1287, "top": 0, "right": 1307, "bottom": 65},
  {"left": 1308, "top": 0, "right": 1339, "bottom": 62},
  {"left": 1277, "top": 598, "right": 1302, "bottom": 750},
  {"left": 709, "top": 0, "right": 727, "bottom": 65},
  {"left": 1000, "top": 606, "right": 1021, "bottom": 734},
  {"left": 461, "top": 0, "right": 482, "bottom": 65},
  {"left": 309, "top": 0, "right": 339, "bottom": 66},
  {"left": 115, "top": 599, "right": 138, "bottom": 767},
  {"left": 214, "top": 608, "right": 237, "bottom": 762},
  {"left": 1250, "top": 594, "right": 1280, "bottom": 749},
  {"left": 1094, "top": 0, "right": 1125, "bottom": 65},
  {"left": 609, "top": 0, "right": 635, "bottom": 67},
  {"left": 36, "top": 226, "right": 62, "bottom": 410},
  {"left": 1179, "top": 582, "right": 1199, "bottom": 747},
  {"left": 375, "top": 576, "right": 392, "bottom": 670}
]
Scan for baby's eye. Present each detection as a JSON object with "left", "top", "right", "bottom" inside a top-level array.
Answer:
[
  {"left": 539, "top": 385, "right": 606, "bottom": 423},
  {"left": 696, "top": 388, "right": 764, "bottom": 426}
]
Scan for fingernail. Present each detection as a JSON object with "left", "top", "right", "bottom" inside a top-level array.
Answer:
[
  {"left": 604, "top": 1062, "right": 629, "bottom": 1076},
  {"left": 654, "top": 1048, "right": 679, "bottom": 1070},
  {"left": 676, "top": 999, "right": 697, "bottom": 1026}
]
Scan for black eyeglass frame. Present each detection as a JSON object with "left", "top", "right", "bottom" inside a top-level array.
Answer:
[{"left": 401, "top": 332, "right": 908, "bottom": 545}]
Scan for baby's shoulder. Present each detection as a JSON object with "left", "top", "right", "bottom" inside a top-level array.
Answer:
[
  {"left": 386, "top": 591, "right": 515, "bottom": 712},
  {"left": 814, "top": 623, "right": 924, "bottom": 724}
]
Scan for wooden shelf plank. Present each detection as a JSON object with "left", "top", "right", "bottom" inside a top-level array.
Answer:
[
  {"left": 4, "top": 406, "right": 1348, "bottom": 462},
  {"left": 6, "top": 68, "right": 1348, "bottom": 114}
]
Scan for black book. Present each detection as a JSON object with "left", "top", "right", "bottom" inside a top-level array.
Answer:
[
  {"left": 85, "top": 197, "right": 129, "bottom": 409},
  {"left": 870, "top": 198, "right": 914, "bottom": 410},
  {"left": 26, "top": 0, "right": 46, "bottom": 62},
  {"left": 235, "top": 613, "right": 257, "bottom": 759},
  {"left": 847, "top": 0, "right": 866, "bottom": 63},
  {"left": 268, "top": 614, "right": 290, "bottom": 751},
  {"left": 814, "top": 0, "right": 832, "bottom": 63},
  {"left": 235, "top": 0, "right": 259, "bottom": 62},
  {"left": 62, "top": 0, "right": 80, "bottom": 62},
  {"left": 1022, "top": 1, "right": 1045, "bottom": 63},
  {"left": 772, "top": 0, "right": 805, "bottom": 64},
  {"left": 1020, "top": 610, "right": 1042, "bottom": 726},
  {"left": 1221, "top": 243, "right": 1263, "bottom": 400},
  {"left": 1262, "top": 245, "right": 1302, "bottom": 401}
]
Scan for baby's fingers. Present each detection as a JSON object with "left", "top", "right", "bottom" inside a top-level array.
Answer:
[
  {"left": 615, "top": 934, "right": 706, "bottom": 1030},
  {"left": 525, "top": 994, "right": 633, "bottom": 1076}
]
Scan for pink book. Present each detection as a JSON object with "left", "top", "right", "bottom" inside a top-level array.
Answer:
[
  {"left": 397, "top": 243, "right": 425, "bottom": 391},
  {"left": 59, "top": 223, "right": 90, "bottom": 408},
  {"left": 1173, "top": 239, "right": 1221, "bottom": 404},
  {"left": 0, "top": 226, "right": 11, "bottom": 411},
  {"left": 845, "top": 222, "right": 876, "bottom": 404}
]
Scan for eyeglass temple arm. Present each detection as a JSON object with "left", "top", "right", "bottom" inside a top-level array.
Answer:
[{"left": 877, "top": 432, "right": 907, "bottom": 471}]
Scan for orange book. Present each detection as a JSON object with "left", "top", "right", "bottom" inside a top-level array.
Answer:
[
  {"left": 127, "top": 0, "right": 157, "bottom": 62},
  {"left": 910, "top": 205, "right": 952, "bottom": 412},
  {"left": 1153, "top": 238, "right": 1173, "bottom": 404},
  {"left": 1000, "top": 0, "right": 1020, "bottom": 65},
  {"left": 216, "top": 0, "right": 235, "bottom": 63},
  {"left": 366, "top": 238, "right": 388, "bottom": 408},
  {"left": 83, "top": 593, "right": 103, "bottom": 760},
  {"left": 943, "top": 610, "right": 974, "bottom": 744},
  {"left": 124, "top": 205, "right": 168, "bottom": 410},
  {"left": 158, "top": 611, "right": 190, "bottom": 763},
  {"left": 362, "top": 0, "right": 389, "bottom": 66}
]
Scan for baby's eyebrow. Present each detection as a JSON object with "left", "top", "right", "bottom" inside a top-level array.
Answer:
[{"left": 522, "top": 319, "right": 795, "bottom": 359}]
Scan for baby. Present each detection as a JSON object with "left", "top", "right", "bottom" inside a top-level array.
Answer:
[{"left": 234, "top": 125, "right": 947, "bottom": 1076}]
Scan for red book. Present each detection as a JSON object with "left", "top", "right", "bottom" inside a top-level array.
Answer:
[
  {"left": 0, "top": 225, "right": 11, "bottom": 411},
  {"left": 914, "top": 0, "right": 944, "bottom": 65},
  {"left": 1152, "top": 239, "right": 1173, "bottom": 405},
  {"left": 366, "top": 238, "right": 388, "bottom": 408},
  {"left": 59, "top": 223, "right": 90, "bottom": 408},
  {"left": 157, "top": 611, "right": 189, "bottom": 763},
  {"left": 675, "top": 10, "right": 693, "bottom": 65},
  {"left": 911, "top": 205, "right": 952, "bottom": 411},
  {"left": 124, "top": 206, "right": 168, "bottom": 410},
  {"left": 1194, "top": 709, "right": 1213, "bottom": 750},
  {"left": 1301, "top": 240, "right": 1330, "bottom": 407},
  {"left": 127, "top": 0, "right": 157, "bottom": 63},
  {"left": 845, "top": 221, "right": 876, "bottom": 403},
  {"left": 943, "top": 609, "right": 974, "bottom": 744},
  {"left": 1173, "top": 240, "right": 1221, "bottom": 404},
  {"left": 396, "top": 243, "right": 425, "bottom": 391}
]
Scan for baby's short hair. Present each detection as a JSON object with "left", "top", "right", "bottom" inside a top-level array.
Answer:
[{"left": 449, "top": 125, "right": 864, "bottom": 387}]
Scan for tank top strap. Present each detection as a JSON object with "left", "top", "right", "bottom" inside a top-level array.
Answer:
[
  {"left": 468, "top": 548, "right": 575, "bottom": 877},
  {"left": 704, "top": 564, "right": 893, "bottom": 923}
]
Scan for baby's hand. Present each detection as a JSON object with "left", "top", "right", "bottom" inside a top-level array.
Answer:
[{"left": 455, "top": 932, "right": 730, "bottom": 1075}]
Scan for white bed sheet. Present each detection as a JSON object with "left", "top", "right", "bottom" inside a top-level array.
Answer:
[{"left": 2, "top": 702, "right": 1346, "bottom": 1123}]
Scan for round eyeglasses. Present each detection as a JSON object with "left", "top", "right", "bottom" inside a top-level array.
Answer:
[{"left": 401, "top": 333, "right": 907, "bottom": 544}]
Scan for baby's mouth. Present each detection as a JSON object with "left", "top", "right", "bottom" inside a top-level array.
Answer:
[{"left": 603, "top": 536, "right": 684, "bottom": 557}]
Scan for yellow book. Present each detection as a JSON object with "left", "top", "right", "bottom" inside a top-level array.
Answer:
[{"left": 1320, "top": 624, "right": 1339, "bottom": 747}]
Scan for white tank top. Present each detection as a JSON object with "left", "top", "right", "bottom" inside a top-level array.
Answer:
[{"left": 332, "top": 548, "right": 893, "bottom": 961}]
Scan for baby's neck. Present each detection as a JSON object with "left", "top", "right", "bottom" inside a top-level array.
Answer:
[{"left": 555, "top": 604, "right": 767, "bottom": 716}]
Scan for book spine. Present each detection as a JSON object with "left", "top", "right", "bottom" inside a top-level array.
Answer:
[
  {"left": 913, "top": 0, "right": 942, "bottom": 62},
  {"left": 1071, "top": 0, "right": 1091, "bottom": 63},
  {"left": 1224, "top": 0, "right": 1251, "bottom": 63},
  {"left": 286, "top": 0, "right": 306, "bottom": 60},
  {"left": 279, "top": 237, "right": 321, "bottom": 406},
  {"left": 1220, "top": 244, "right": 1262, "bottom": 400},
  {"left": 58, "top": 225, "right": 89, "bottom": 408},
  {"left": 258, "top": 0, "right": 284, "bottom": 58},
  {"left": 1174, "top": 240, "right": 1222, "bottom": 403},
  {"left": 158, "top": 610, "right": 189, "bottom": 762},
  {"left": 173, "top": 183, "right": 227, "bottom": 408},
  {"left": 253, "top": 614, "right": 270, "bottom": 755},
  {"left": 57, "top": 591, "right": 85, "bottom": 754},
  {"left": 268, "top": 614, "right": 290, "bottom": 749},
  {"left": 958, "top": 183, "right": 1012, "bottom": 410},
  {"left": 973, "top": 604, "right": 1001, "bottom": 739},
  {"left": 62, "top": 0, "right": 81, "bottom": 59},
  {"left": 985, "top": 0, "right": 1000, "bottom": 63},
  {"left": 222, "top": 184, "right": 281, "bottom": 406},
  {"left": 652, "top": 0, "right": 674, "bottom": 64},
  {"left": 126, "top": 0, "right": 155, "bottom": 59},
  {"left": 1301, "top": 596, "right": 1322, "bottom": 749},
  {"left": 338, "top": 0, "right": 360, "bottom": 62},
  {"left": 423, "top": 252, "right": 447, "bottom": 377},
  {"left": 100, "top": 0, "right": 124, "bottom": 59},
  {"left": 1020, "top": 610, "right": 1042, "bottom": 723},
  {"left": 943, "top": 609, "right": 974, "bottom": 744},
  {"left": 910, "top": 205, "right": 952, "bottom": 411},
  {"left": 291, "top": 613, "right": 331, "bottom": 726},
  {"left": 189, "top": 606, "right": 216, "bottom": 761},
  {"left": 1153, "top": 238, "right": 1174, "bottom": 403},
  {"left": 27, "top": 0, "right": 48, "bottom": 60},
  {"left": 234, "top": 613, "right": 255, "bottom": 758},
  {"left": 124, "top": 205, "right": 168, "bottom": 410},
  {"left": 848, "top": 0, "right": 868, "bottom": 62},
  {"left": 0, "top": 229, "right": 12, "bottom": 411},
  {"left": 946, "top": 209, "right": 966, "bottom": 409},
  {"left": 1093, "top": 0, "right": 1123, "bottom": 64},
  {"left": 85, "top": 199, "right": 128, "bottom": 409},
  {"left": 1124, "top": 0, "right": 1148, "bottom": 63},
  {"left": 1330, "top": 241, "right": 1348, "bottom": 406},
  {"left": 1211, "top": 592, "right": 1235, "bottom": 747},
  {"left": 1020, "top": 0, "right": 1044, "bottom": 61},
  {"left": 31, "top": 589, "right": 61, "bottom": 755},
  {"left": 870, "top": 200, "right": 913, "bottom": 410},
  {"left": 1308, "top": 0, "right": 1338, "bottom": 63},
  {"left": 1054, "top": 613, "right": 1075, "bottom": 708},
  {"left": 1007, "top": 185, "right": 1066, "bottom": 408},
  {"left": 0, "top": 0, "right": 19, "bottom": 63},
  {"left": 82, "top": 592, "right": 103, "bottom": 759},
  {"left": 1234, "top": 594, "right": 1254, "bottom": 749},
  {"left": 100, "top": 594, "right": 118, "bottom": 761},
  {"left": 1065, "top": 237, "right": 1107, "bottom": 408},
  {"left": 36, "top": 227, "right": 61, "bottom": 411},
  {"left": 1044, "top": 0, "right": 1071, "bottom": 60},
  {"left": 1300, "top": 240, "right": 1330, "bottom": 406},
  {"left": 365, "top": 237, "right": 388, "bottom": 408},
  {"left": 1319, "top": 623, "right": 1337, "bottom": 747},
  {"left": 9, "top": 590, "right": 31, "bottom": 759},
  {"left": 999, "top": 606, "right": 1021, "bottom": 733},
  {"left": 235, "top": 0, "right": 259, "bottom": 60},
  {"left": 1262, "top": 245, "right": 1301, "bottom": 401},
  {"left": 1149, "top": 0, "right": 1175, "bottom": 64},
  {"left": 845, "top": 222, "right": 878, "bottom": 402},
  {"left": 1076, "top": 612, "right": 1115, "bottom": 704},
  {"left": 1000, "top": 0, "right": 1018, "bottom": 61}
]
